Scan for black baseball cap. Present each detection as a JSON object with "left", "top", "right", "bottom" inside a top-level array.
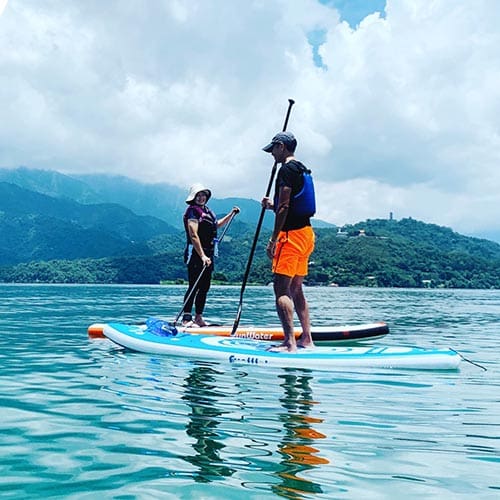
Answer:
[{"left": 262, "top": 131, "right": 297, "bottom": 153}]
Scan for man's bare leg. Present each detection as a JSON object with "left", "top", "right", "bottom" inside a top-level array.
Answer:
[
  {"left": 267, "top": 273, "right": 297, "bottom": 352},
  {"left": 291, "top": 276, "right": 314, "bottom": 348}
]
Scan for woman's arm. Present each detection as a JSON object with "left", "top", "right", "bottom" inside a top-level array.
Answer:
[{"left": 217, "top": 206, "right": 240, "bottom": 228}]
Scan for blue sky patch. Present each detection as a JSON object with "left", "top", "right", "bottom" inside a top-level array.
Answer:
[
  {"left": 309, "top": 0, "right": 386, "bottom": 67},
  {"left": 321, "top": 0, "right": 386, "bottom": 27}
]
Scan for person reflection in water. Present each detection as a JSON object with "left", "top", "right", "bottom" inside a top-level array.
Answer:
[
  {"left": 181, "top": 366, "right": 235, "bottom": 482},
  {"left": 272, "top": 372, "right": 329, "bottom": 497}
]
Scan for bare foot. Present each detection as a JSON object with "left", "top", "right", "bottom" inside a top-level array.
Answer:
[
  {"left": 194, "top": 315, "right": 207, "bottom": 327},
  {"left": 266, "top": 343, "right": 297, "bottom": 353},
  {"left": 297, "top": 340, "right": 315, "bottom": 349},
  {"left": 297, "top": 335, "right": 315, "bottom": 349}
]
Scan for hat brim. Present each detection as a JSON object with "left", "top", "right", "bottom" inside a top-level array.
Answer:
[
  {"left": 262, "top": 142, "right": 275, "bottom": 153},
  {"left": 186, "top": 189, "right": 211, "bottom": 203}
]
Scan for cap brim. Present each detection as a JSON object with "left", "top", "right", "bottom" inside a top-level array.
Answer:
[{"left": 262, "top": 142, "right": 274, "bottom": 152}]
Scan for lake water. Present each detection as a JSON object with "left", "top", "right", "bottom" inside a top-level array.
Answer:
[{"left": 0, "top": 284, "right": 498, "bottom": 499}]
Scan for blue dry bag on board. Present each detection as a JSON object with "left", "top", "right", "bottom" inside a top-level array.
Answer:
[{"left": 146, "top": 317, "right": 178, "bottom": 336}]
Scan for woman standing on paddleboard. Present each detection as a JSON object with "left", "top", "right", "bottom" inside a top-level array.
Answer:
[{"left": 182, "top": 184, "right": 239, "bottom": 327}]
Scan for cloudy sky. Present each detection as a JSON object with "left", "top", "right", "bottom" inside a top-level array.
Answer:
[{"left": 1, "top": 0, "right": 499, "bottom": 241}]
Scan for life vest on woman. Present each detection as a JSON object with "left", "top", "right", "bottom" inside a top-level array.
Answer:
[{"left": 183, "top": 205, "right": 217, "bottom": 264}]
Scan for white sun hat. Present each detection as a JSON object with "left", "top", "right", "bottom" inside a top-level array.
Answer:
[{"left": 185, "top": 183, "right": 212, "bottom": 203}]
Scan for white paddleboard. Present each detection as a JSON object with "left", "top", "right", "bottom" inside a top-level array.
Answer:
[{"left": 102, "top": 322, "right": 461, "bottom": 371}]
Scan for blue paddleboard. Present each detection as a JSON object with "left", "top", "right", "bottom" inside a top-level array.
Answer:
[{"left": 102, "top": 322, "right": 461, "bottom": 371}]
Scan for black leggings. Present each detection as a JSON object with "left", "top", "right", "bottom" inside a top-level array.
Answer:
[{"left": 183, "top": 258, "right": 213, "bottom": 316}]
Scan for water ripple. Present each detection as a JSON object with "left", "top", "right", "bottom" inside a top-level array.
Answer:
[{"left": 1, "top": 284, "right": 499, "bottom": 498}]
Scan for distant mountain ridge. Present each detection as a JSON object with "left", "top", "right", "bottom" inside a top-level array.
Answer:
[
  {"left": 2, "top": 216, "right": 500, "bottom": 288},
  {"left": 0, "top": 181, "right": 176, "bottom": 265},
  {"left": 0, "top": 167, "right": 267, "bottom": 228},
  {"left": 1, "top": 166, "right": 500, "bottom": 289},
  {"left": 0, "top": 167, "right": 335, "bottom": 230},
  {"left": 0, "top": 166, "right": 98, "bottom": 202}
]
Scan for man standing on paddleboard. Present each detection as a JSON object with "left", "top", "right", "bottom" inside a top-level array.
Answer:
[{"left": 261, "top": 131, "right": 316, "bottom": 352}]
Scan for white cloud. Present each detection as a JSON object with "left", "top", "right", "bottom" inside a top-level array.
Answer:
[
  {"left": 0, "top": 0, "right": 7, "bottom": 17},
  {"left": 0, "top": 0, "right": 499, "bottom": 239}
]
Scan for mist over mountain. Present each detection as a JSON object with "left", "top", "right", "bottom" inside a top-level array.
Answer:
[{"left": 0, "top": 167, "right": 334, "bottom": 231}]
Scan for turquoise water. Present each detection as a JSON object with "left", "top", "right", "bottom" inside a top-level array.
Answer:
[{"left": 0, "top": 284, "right": 499, "bottom": 499}]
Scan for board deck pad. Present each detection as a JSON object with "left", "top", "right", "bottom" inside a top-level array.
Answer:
[{"left": 101, "top": 322, "right": 461, "bottom": 371}]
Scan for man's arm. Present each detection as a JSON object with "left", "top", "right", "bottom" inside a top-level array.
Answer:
[{"left": 266, "top": 185, "right": 291, "bottom": 258}]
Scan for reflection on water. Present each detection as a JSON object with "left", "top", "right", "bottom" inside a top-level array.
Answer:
[
  {"left": 181, "top": 365, "right": 235, "bottom": 482},
  {"left": 173, "top": 364, "right": 331, "bottom": 496},
  {"left": 0, "top": 285, "right": 499, "bottom": 497},
  {"left": 273, "top": 371, "right": 329, "bottom": 498}
]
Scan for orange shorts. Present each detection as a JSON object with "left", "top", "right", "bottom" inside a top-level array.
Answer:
[{"left": 272, "top": 226, "right": 315, "bottom": 277}]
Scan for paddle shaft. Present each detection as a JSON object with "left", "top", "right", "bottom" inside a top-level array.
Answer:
[
  {"left": 231, "top": 99, "right": 295, "bottom": 335},
  {"left": 173, "top": 209, "right": 238, "bottom": 326}
]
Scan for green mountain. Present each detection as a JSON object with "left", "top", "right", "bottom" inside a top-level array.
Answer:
[
  {"left": 308, "top": 218, "right": 500, "bottom": 288},
  {"left": 0, "top": 167, "right": 265, "bottom": 228},
  {"left": 1, "top": 167, "right": 499, "bottom": 288},
  {"left": 2, "top": 217, "right": 500, "bottom": 288},
  {"left": 74, "top": 172, "right": 335, "bottom": 230},
  {"left": 0, "top": 182, "right": 176, "bottom": 265},
  {"left": 0, "top": 167, "right": 334, "bottom": 230},
  {"left": 0, "top": 166, "right": 99, "bottom": 202}
]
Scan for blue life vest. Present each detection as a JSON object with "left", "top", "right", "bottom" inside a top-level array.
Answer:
[
  {"left": 292, "top": 167, "right": 316, "bottom": 217},
  {"left": 274, "top": 166, "right": 316, "bottom": 218}
]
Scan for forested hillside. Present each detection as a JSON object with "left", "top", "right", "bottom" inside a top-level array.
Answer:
[
  {"left": 0, "top": 181, "right": 176, "bottom": 265},
  {"left": 310, "top": 219, "right": 500, "bottom": 288},
  {"left": 1, "top": 218, "right": 500, "bottom": 288},
  {"left": 1, "top": 167, "right": 499, "bottom": 287}
]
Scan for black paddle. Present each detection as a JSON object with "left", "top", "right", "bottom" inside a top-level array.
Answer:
[
  {"left": 172, "top": 208, "right": 239, "bottom": 327},
  {"left": 231, "top": 99, "right": 295, "bottom": 335}
]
